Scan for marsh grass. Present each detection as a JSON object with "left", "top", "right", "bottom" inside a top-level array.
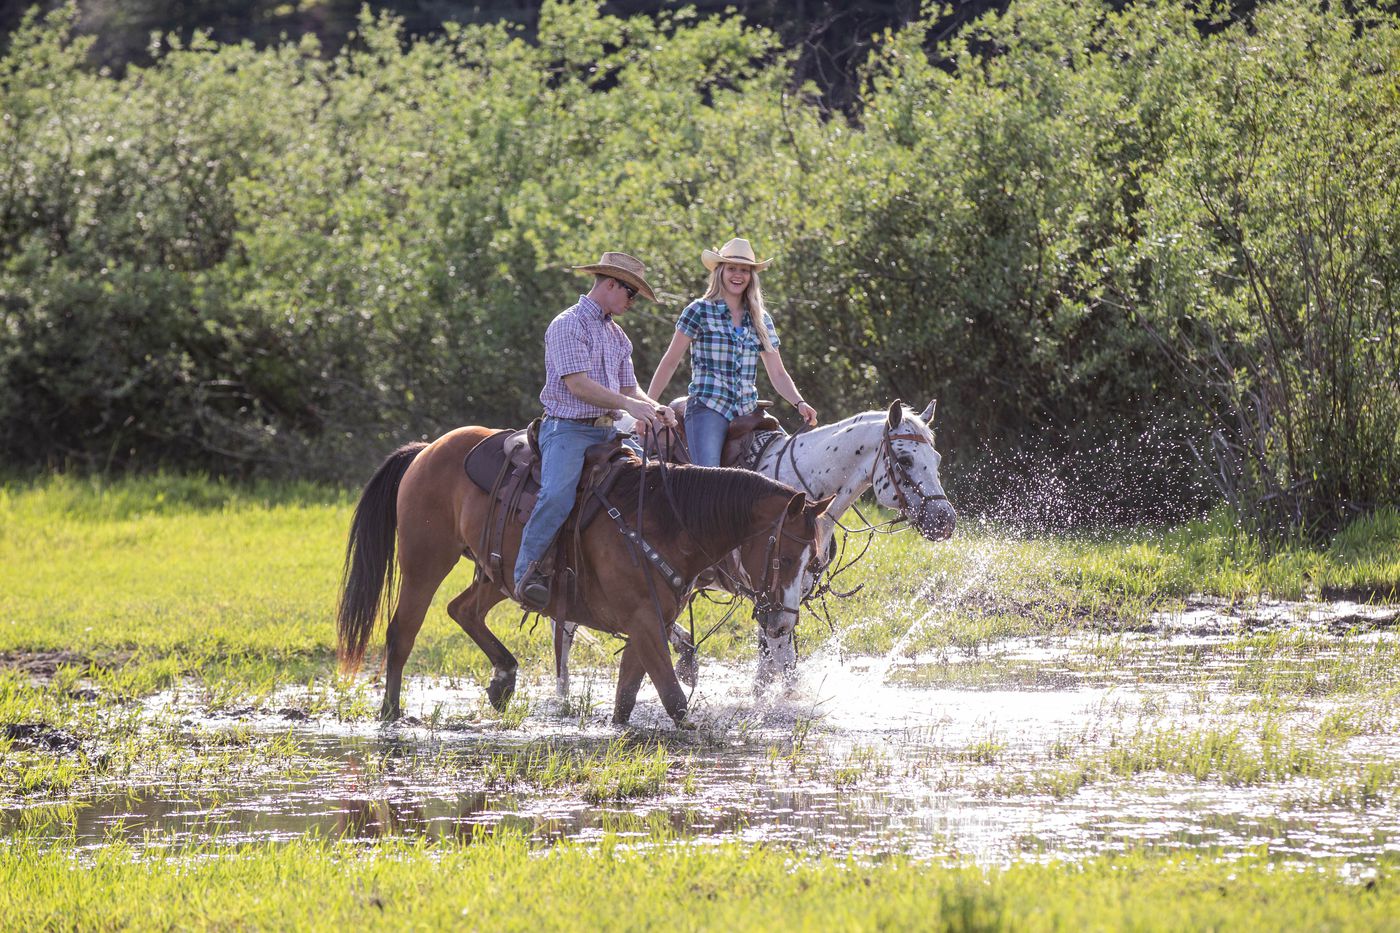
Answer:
[
  {"left": 483, "top": 737, "right": 673, "bottom": 802},
  {"left": 2, "top": 475, "right": 1399, "bottom": 869},
  {"left": 985, "top": 714, "right": 1400, "bottom": 802}
]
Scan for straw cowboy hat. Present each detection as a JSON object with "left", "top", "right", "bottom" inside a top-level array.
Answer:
[
  {"left": 701, "top": 237, "right": 773, "bottom": 272},
  {"left": 573, "top": 251, "right": 657, "bottom": 302}
]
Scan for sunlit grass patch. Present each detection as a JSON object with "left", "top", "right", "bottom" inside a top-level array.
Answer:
[
  {"left": 984, "top": 711, "right": 1400, "bottom": 803},
  {"left": 1, "top": 834, "right": 1398, "bottom": 931},
  {"left": 1228, "top": 632, "right": 1400, "bottom": 698},
  {"left": 483, "top": 737, "right": 674, "bottom": 802}
]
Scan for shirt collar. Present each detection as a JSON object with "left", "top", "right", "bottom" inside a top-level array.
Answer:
[
  {"left": 578, "top": 294, "right": 609, "bottom": 322},
  {"left": 715, "top": 300, "right": 751, "bottom": 327}
]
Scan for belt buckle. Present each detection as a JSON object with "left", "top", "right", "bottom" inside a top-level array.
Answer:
[{"left": 594, "top": 415, "right": 614, "bottom": 428}]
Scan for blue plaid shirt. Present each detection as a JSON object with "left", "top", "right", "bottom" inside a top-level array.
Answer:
[{"left": 676, "top": 299, "right": 780, "bottom": 420}]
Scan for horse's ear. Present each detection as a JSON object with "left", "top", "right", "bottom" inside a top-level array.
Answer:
[
  {"left": 816, "top": 511, "right": 836, "bottom": 555},
  {"left": 813, "top": 494, "right": 836, "bottom": 515},
  {"left": 886, "top": 399, "right": 902, "bottom": 429},
  {"left": 785, "top": 493, "right": 806, "bottom": 518},
  {"left": 919, "top": 398, "right": 937, "bottom": 423}
]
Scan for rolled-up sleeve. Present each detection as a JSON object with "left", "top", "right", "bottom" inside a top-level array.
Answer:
[
  {"left": 677, "top": 301, "right": 704, "bottom": 339},
  {"left": 761, "top": 312, "right": 781, "bottom": 350}
]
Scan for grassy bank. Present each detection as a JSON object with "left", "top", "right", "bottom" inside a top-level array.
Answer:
[
  {"left": 1, "top": 474, "right": 1397, "bottom": 681},
  {"left": 2, "top": 833, "right": 1396, "bottom": 931}
]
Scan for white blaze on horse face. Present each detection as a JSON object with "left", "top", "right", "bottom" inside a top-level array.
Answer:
[{"left": 771, "top": 540, "right": 818, "bottom": 636}]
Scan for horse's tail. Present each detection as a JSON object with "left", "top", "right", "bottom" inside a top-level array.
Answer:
[{"left": 336, "top": 442, "right": 428, "bottom": 674}]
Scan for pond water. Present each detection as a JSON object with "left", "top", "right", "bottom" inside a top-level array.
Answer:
[{"left": 3, "top": 600, "right": 1398, "bottom": 865}]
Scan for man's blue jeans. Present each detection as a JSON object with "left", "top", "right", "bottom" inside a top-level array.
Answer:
[
  {"left": 685, "top": 399, "right": 729, "bottom": 467},
  {"left": 514, "top": 418, "right": 615, "bottom": 588}
]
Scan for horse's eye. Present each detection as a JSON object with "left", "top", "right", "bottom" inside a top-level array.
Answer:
[{"left": 897, "top": 454, "right": 914, "bottom": 468}]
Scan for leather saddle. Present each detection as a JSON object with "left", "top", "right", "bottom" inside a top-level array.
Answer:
[
  {"left": 647, "top": 399, "right": 785, "bottom": 468},
  {"left": 463, "top": 422, "right": 636, "bottom": 609}
]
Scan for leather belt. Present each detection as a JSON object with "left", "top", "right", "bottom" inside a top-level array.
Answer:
[{"left": 550, "top": 414, "right": 615, "bottom": 428}]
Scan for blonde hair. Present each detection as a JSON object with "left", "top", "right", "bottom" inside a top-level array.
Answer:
[{"left": 703, "top": 263, "right": 774, "bottom": 352}]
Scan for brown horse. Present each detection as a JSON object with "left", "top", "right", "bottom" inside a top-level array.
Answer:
[{"left": 336, "top": 426, "right": 833, "bottom": 727}]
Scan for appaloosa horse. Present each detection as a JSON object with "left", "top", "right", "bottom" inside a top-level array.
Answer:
[
  {"left": 553, "top": 399, "right": 956, "bottom": 692},
  {"left": 336, "top": 426, "right": 832, "bottom": 726}
]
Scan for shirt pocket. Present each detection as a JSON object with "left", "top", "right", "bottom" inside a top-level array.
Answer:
[{"left": 606, "top": 340, "right": 626, "bottom": 387}]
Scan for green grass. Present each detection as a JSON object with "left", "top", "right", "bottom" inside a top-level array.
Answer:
[
  {"left": 1, "top": 833, "right": 1397, "bottom": 931},
  {"left": 985, "top": 713, "right": 1400, "bottom": 802},
  {"left": 483, "top": 736, "right": 675, "bottom": 802},
  {"left": 2, "top": 474, "right": 1400, "bottom": 923},
  {"left": 2, "top": 475, "right": 1396, "bottom": 681},
  {"left": 816, "top": 508, "right": 1400, "bottom": 656}
]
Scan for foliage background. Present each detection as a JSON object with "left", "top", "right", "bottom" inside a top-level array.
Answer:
[{"left": 1, "top": 0, "right": 1396, "bottom": 536}]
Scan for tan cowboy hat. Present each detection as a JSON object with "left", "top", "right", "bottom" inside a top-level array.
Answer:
[
  {"left": 702, "top": 237, "right": 773, "bottom": 272},
  {"left": 572, "top": 251, "right": 657, "bottom": 302}
]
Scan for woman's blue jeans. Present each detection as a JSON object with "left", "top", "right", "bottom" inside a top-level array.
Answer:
[{"left": 685, "top": 399, "right": 729, "bottom": 467}]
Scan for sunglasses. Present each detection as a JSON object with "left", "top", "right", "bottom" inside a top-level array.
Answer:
[{"left": 612, "top": 278, "right": 638, "bottom": 301}]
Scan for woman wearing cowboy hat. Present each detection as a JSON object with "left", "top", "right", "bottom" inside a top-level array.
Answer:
[{"left": 648, "top": 238, "right": 818, "bottom": 466}]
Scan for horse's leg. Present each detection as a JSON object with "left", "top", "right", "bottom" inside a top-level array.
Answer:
[
  {"left": 612, "top": 641, "right": 646, "bottom": 726},
  {"left": 755, "top": 629, "right": 798, "bottom": 695},
  {"left": 553, "top": 618, "right": 576, "bottom": 699},
  {"left": 627, "top": 614, "right": 690, "bottom": 726},
  {"left": 382, "top": 567, "right": 452, "bottom": 721},
  {"left": 670, "top": 620, "right": 697, "bottom": 689},
  {"left": 445, "top": 580, "right": 517, "bottom": 711}
]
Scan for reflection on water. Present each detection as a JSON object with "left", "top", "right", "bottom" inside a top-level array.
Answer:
[{"left": 2, "top": 600, "right": 1398, "bottom": 864}]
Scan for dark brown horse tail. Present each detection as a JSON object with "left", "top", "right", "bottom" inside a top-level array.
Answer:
[{"left": 336, "top": 442, "right": 427, "bottom": 674}]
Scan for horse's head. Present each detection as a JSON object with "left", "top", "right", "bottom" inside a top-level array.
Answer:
[
  {"left": 740, "top": 491, "right": 835, "bottom": 640},
  {"left": 871, "top": 399, "right": 956, "bottom": 541}
]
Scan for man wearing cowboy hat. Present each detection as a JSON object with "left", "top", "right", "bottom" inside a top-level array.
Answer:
[{"left": 513, "top": 251, "right": 678, "bottom": 609}]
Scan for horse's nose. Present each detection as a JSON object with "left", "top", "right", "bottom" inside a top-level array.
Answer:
[
  {"left": 760, "top": 611, "right": 796, "bottom": 639},
  {"left": 920, "top": 501, "right": 956, "bottom": 541}
]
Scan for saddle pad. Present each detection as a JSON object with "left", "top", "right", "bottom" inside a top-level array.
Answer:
[{"left": 464, "top": 429, "right": 524, "bottom": 493}]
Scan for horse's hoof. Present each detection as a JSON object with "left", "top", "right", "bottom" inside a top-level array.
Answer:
[
  {"left": 486, "top": 670, "right": 516, "bottom": 711},
  {"left": 672, "top": 713, "right": 697, "bottom": 731},
  {"left": 378, "top": 705, "right": 401, "bottom": 723}
]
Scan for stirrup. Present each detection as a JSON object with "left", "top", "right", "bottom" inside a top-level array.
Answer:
[{"left": 516, "top": 569, "right": 550, "bottom": 609}]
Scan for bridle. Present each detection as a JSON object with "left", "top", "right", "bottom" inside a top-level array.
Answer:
[
  {"left": 748, "top": 414, "right": 949, "bottom": 611},
  {"left": 875, "top": 421, "right": 950, "bottom": 523},
  {"left": 737, "top": 501, "right": 822, "bottom": 628},
  {"left": 769, "top": 415, "right": 948, "bottom": 537},
  {"left": 643, "top": 428, "right": 818, "bottom": 630}
]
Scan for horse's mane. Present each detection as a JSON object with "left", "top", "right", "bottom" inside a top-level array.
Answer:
[
  {"left": 843, "top": 406, "right": 935, "bottom": 442},
  {"left": 609, "top": 462, "right": 795, "bottom": 547}
]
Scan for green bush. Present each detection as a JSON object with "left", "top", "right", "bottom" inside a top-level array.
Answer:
[{"left": 1, "top": 0, "right": 1396, "bottom": 536}]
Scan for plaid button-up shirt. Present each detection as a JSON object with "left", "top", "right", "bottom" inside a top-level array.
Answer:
[
  {"left": 539, "top": 295, "right": 637, "bottom": 419},
  {"left": 677, "top": 298, "right": 780, "bottom": 420}
]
